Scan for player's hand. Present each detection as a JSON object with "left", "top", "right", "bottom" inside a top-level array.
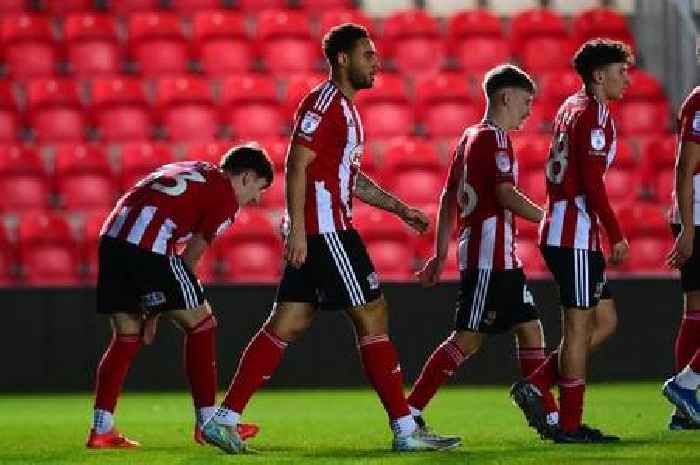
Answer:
[
  {"left": 667, "top": 228, "right": 694, "bottom": 269},
  {"left": 415, "top": 255, "right": 444, "bottom": 287},
  {"left": 285, "top": 226, "right": 307, "bottom": 268},
  {"left": 400, "top": 207, "right": 430, "bottom": 234},
  {"left": 141, "top": 313, "right": 160, "bottom": 345},
  {"left": 608, "top": 239, "right": 630, "bottom": 266}
]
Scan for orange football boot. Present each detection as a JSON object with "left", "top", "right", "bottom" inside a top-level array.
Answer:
[{"left": 86, "top": 428, "right": 140, "bottom": 449}]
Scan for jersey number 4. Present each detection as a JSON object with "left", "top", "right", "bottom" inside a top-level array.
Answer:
[
  {"left": 545, "top": 132, "right": 568, "bottom": 185},
  {"left": 150, "top": 167, "right": 206, "bottom": 196}
]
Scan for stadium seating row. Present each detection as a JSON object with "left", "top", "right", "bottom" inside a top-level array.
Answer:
[
  {"left": 0, "top": 7, "right": 632, "bottom": 78},
  {"left": 0, "top": 200, "right": 674, "bottom": 286}
]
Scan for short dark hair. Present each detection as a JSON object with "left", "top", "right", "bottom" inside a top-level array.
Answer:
[
  {"left": 322, "top": 23, "right": 369, "bottom": 68},
  {"left": 219, "top": 144, "right": 274, "bottom": 186},
  {"left": 573, "top": 38, "right": 634, "bottom": 84},
  {"left": 482, "top": 64, "right": 536, "bottom": 98}
]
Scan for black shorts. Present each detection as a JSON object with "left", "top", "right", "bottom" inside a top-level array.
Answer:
[
  {"left": 96, "top": 236, "right": 205, "bottom": 314},
  {"left": 671, "top": 224, "right": 700, "bottom": 292},
  {"left": 541, "top": 246, "right": 608, "bottom": 309},
  {"left": 276, "top": 229, "right": 382, "bottom": 311},
  {"left": 455, "top": 268, "right": 539, "bottom": 334}
]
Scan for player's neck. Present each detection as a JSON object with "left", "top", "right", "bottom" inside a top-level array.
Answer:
[
  {"left": 330, "top": 73, "right": 356, "bottom": 101},
  {"left": 586, "top": 84, "right": 609, "bottom": 104},
  {"left": 484, "top": 108, "right": 513, "bottom": 132}
]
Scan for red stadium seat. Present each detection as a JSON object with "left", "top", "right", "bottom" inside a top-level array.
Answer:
[
  {"left": 614, "top": 138, "right": 636, "bottom": 170},
  {"left": 1, "top": 13, "right": 56, "bottom": 79},
  {"left": 0, "top": 0, "right": 25, "bottom": 14},
  {"left": 43, "top": 0, "right": 93, "bottom": 14},
  {"left": 254, "top": 136, "right": 288, "bottom": 172},
  {"left": 653, "top": 169, "right": 675, "bottom": 203},
  {"left": 353, "top": 208, "right": 409, "bottom": 242},
  {"left": 0, "top": 145, "right": 47, "bottom": 213},
  {"left": 156, "top": 76, "right": 218, "bottom": 142},
  {"left": 195, "top": 249, "right": 219, "bottom": 284},
  {"left": 617, "top": 202, "right": 668, "bottom": 239},
  {"left": 259, "top": 173, "right": 285, "bottom": 209},
  {"left": 618, "top": 101, "right": 670, "bottom": 135},
  {"left": 453, "top": 37, "right": 510, "bottom": 77},
  {"left": 220, "top": 75, "right": 283, "bottom": 139},
  {"left": 53, "top": 144, "right": 117, "bottom": 212},
  {"left": 18, "top": 212, "right": 81, "bottom": 286},
  {"left": 447, "top": 9, "right": 503, "bottom": 40},
  {"left": 128, "top": 12, "right": 188, "bottom": 77},
  {"left": 355, "top": 74, "right": 413, "bottom": 139},
  {"left": 63, "top": 13, "right": 121, "bottom": 78},
  {"left": 81, "top": 208, "right": 111, "bottom": 281},
  {"left": 521, "top": 37, "right": 573, "bottom": 73},
  {"left": 298, "top": 0, "right": 355, "bottom": 10},
  {"left": 510, "top": 7, "right": 568, "bottom": 57},
  {"left": 382, "top": 10, "right": 444, "bottom": 78},
  {"left": 538, "top": 70, "right": 581, "bottom": 107},
  {"left": 281, "top": 73, "right": 327, "bottom": 120},
  {"left": 183, "top": 140, "right": 232, "bottom": 165},
  {"left": 170, "top": 0, "right": 224, "bottom": 14},
  {"left": 256, "top": 10, "right": 318, "bottom": 76},
  {"left": 237, "top": 0, "right": 287, "bottom": 11},
  {"left": 91, "top": 77, "right": 153, "bottom": 142},
  {"left": 627, "top": 69, "right": 665, "bottom": 102},
  {"left": 605, "top": 168, "right": 637, "bottom": 203},
  {"left": 641, "top": 134, "right": 676, "bottom": 171},
  {"left": 105, "top": 0, "right": 161, "bottom": 15},
  {"left": 512, "top": 134, "right": 550, "bottom": 172},
  {"left": 192, "top": 11, "right": 253, "bottom": 77},
  {"left": 389, "top": 171, "right": 442, "bottom": 207},
  {"left": 623, "top": 237, "right": 669, "bottom": 273},
  {"left": 118, "top": 142, "right": 174, "bottom": 189},
  {"left": 572, "top": 8, "right": 634, "bottom": 49},
  {"left": 517, "top": 217, "right": 540, "bottom": 242},
  {"left": 26, "top": 78, "right": 86, "bottom": 142},
  {"left": 365, "top": 239, "right": 413, "bottom": 281},
  {"left": 415, "top": 73, "right": 479, "bottom": 138},
  {"left": 517, "top": 240, "right": 548, "bottom": 275},
  {"left": 318, "top": 9, "right": 374, "bottom": 39},
  {"left": 0, "top": 83, "right": 20, "bottom": 143},
  {"left": 380, "top": 137, "right": 442, "bottom": 175},
  {"left": 219, "top": 240, "right": 282, "bottom": 283},
  {"left": 519, "top": 171, "right": 546, "bottom": 205},
  {"left": 519, "top": 103, "right": 555, "bottom": 133},
  {"left": 53, "top": 143, "right": 112, "bottom": 177}
]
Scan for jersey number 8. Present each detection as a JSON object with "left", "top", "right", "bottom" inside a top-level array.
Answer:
[{"left": 545, "top": 132, "right": 568, "bottom": 185}]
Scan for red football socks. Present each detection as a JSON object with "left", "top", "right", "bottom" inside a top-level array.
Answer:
[
  {"left": 675, "top": 309, "right": 700, "bottom": 370},
  {"left": 184, "top": 314, "right": 218, "bottom": 409},
  {"left": 222, "top": 325, "right": 287, "bottom": 413},
  {"left": 519, "top": 348, "right": 559, "bottom": 416},
  {"left": 94, "top": 333, "right": 142, "bottom": 412},
  {"left": 558, "top": 377, "right": 585, "bottom": 433},
  {"left": 358, "top": 334, "right": 410, "bottom": 420},
  {"left": 407, "top": 338, "right": 466, "bottom": 411}
]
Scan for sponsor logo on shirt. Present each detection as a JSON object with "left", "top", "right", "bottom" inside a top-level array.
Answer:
[
  {"left": 141, "top": 291, "right": 166, "bottom": 308},
  {"left": 590, "top": 127, "right": 606, "bottom": 151},
  {"left": 300, "top": 111, "right": 322, "bottom": 135},
  {"left": 367, "top": 272, "right": 380, "bottom": 290},
  {"left": 495, "top": 151, "right": 511, "bottom": 173}
]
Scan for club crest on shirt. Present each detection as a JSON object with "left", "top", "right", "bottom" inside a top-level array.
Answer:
[
  {"left": 141, "top": 291, "right": 166, "bottom": 308},
  {"left": 693, "top": 111, "right": 700, "bottom": 135},
  {"left": 495, "top": 151, "right": 511, "bottom": 173},
  {"left": 300, "top": 111, "right": 322, "bottom": 135},
  {"left": 367, "top": 272, "right": 380, "bottom": 290},
  {"left": 590, "top": 128, "right": 606, "bottom": 151}
]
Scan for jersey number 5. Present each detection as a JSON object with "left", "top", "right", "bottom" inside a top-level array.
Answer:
[
  {"left": 545, "top": 132, "right": 568, "bottom": 185},
  {"left": 150, "top": 167, "right": 206, "bottom": 196}
]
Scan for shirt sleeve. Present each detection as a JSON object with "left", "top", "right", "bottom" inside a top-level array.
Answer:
[
  {"left": 290, "top": 94, "right": 339, "bottom": 154},
  {"left": 445, "top": 141, "right": 465, "bottom": 191},
  {"left": 577, "top": 110, "right": 624, "bottom": 245},
  {"left": 680, "top": 95, "right": 700, "bottom": 144},
  {"left": 486, "top": 132, "right": 515, "bottom": 186}
]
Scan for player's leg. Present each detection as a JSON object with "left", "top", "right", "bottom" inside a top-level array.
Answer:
[{"left": 589, "top": 294, "right": 617, "bottom": 350}]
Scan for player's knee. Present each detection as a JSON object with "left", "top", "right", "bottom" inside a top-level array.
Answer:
[
  {"left": 348, "top": 296, "right": 389, "bottom": 337},
  {"left": 186, "top": 313, "right": 217, "bottom": 334},
  {"left": 268, "top": 304, "right": 314, "bottom": 342},
  {"left": 514, "top": 320, "right": 544, "bottom": 347},
  {"left": 452, "top": 330, "right": 483, "bottom": 356}
]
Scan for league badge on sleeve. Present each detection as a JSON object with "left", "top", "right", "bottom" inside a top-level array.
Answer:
[
  {"left": 495, "top": 151, "right": 512, "bottom": 173},
  {"left": 300, "top": 111, "right": 322, "bottom": 135},
  {"left": 590, "top": 128, "right": 606, "bottom": 152},
  {"left": 693, "top": 111, "right": 700, "bottom": 135}
]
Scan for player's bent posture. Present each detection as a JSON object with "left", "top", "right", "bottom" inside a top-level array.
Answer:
[
  {"left": 201, "top": 24, "right": 460, "bottom": 454},
  {"left": 406, "top": 65, "right": 559, "bottom": 431},
  {"left": 86, "top": 145, "right": 273, "bottom": 449},
  {"left": 510, "top": 38, "right": 632, "bottom": 443},
  {"left": 663, "top": 86, "right": 700, "bottom": 429}
]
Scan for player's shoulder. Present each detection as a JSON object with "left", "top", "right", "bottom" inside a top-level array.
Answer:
[
  {"left": 471, "top": 121, "right": 509, "bottom": 150},
  {"left": 570, "top": 92, "right": 610, "bottom": 129},
  {"left": 298, "top": 80, "right": 341, "bottom": 116},
  {"left": 681, "top": 86, "right": 700, "bottom": 114}
]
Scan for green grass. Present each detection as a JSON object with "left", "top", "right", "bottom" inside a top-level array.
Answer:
[{"left": 0, "top": 383, "right": 698, "bottom": 464}]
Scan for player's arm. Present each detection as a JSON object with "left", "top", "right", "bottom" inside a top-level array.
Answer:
[
  {"left": 354, "top": 171, "right": 429, "bottom": 234},
  {"left": 285, "top": 144, "right": 316, "bottom": 268},
  {"left": 416, "top": 182, "right": 458, "bottom": 287},
  {"left": 580, "top": 145, "right": 628, "bottom": 265},
  {"left": 180, "top": 233, "right": 208, "bottom": 271},
  {"left": 495, "top": 182, "right": 544, "bottom": 223},
  {"left": 668, "top": 139, "right": 700, "bottom": 268}
]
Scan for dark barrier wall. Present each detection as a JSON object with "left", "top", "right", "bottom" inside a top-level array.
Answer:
[{"left": 1, "top": 279, "right": 683, "bottom": 392}]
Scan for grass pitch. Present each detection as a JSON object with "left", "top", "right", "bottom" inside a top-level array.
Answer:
[{"left": 1, "top": 382, "right": 698, "bottom": 465}]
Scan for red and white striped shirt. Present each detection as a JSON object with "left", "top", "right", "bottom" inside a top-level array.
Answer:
[
  {"left": 446, "top": 120, "right": 521, "bottom": 271},
  {"left": 291, "top": 80, "right": 365, "bottom": 235},
  {"left": 670, "top": 86, "right": 700, "bottom": 225},
  {"left": 539, "top": 89, "right": 622, "bottom": 251},
  {"left": 100, "top": 161, "right": 239, "bottom": 255}
]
